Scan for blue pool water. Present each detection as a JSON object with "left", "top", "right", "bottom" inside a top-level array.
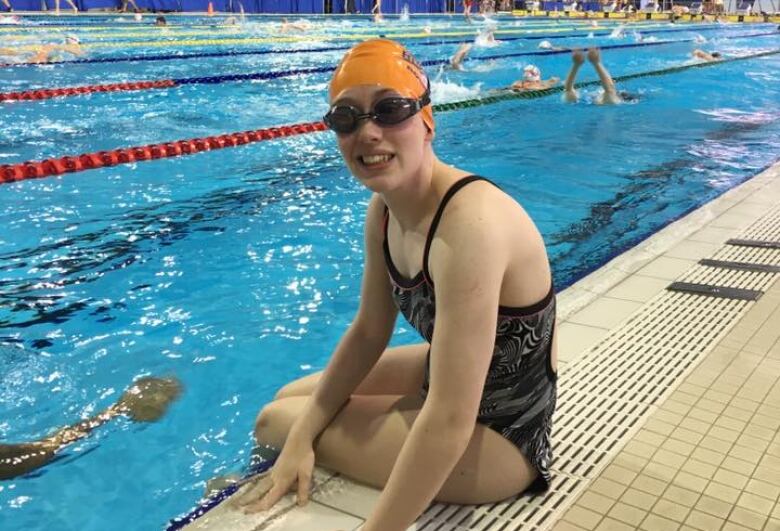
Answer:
[{"left": 0, "top": 14, "right": 779, "bottom": 530}]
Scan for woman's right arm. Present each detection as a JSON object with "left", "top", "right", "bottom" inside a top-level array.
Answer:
[
  {"left": 285, "top": 193, "right": 398, "bottom": 447},
  {"left": 239, "top": 194, "right": 398, "bottom": 512}
]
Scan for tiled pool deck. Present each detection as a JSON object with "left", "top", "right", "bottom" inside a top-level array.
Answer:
[{"left": 183, "top": 160, "right": 780, "bottom": 531}]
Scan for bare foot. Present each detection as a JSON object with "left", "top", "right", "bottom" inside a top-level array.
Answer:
[
  {"left": 587, "top": 47, "right": 601, "bottom": 63},
  {"left": 572, "top": 49, "right": 585, "bottom": 65},
  {"left": 114, "top": 376, "right": 183, "bottom": 422}
]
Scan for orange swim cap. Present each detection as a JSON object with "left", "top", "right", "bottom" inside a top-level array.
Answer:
[{"left": 329, "top": 39, "right": 434, "bottom": 132}]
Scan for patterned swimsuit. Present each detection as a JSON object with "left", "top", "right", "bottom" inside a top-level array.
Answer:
[{"left": 382, "top": 175, "right": 557, "bottom": 491}]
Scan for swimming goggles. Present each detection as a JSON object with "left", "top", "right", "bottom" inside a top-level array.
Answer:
[{"left": 323, "top": 85, "right": 431, "bottom": 135}]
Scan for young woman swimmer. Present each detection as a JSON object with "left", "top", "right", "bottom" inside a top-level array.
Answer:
[{"left": 237, "top": 39, "right": 558, "bottom": 530}]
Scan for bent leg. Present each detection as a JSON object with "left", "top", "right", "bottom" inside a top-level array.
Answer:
[
  {"left": 593, "top": 62, "right": 619, "bottom": 101},
  {"left": 564, "top": 51, "right": 584, "bottom": 102},
  {"left": 255, "top": 394, "right": 537, "bottom": 505},
  {"left": 274, "top": 342, "right": 428, "bottom": 399}
]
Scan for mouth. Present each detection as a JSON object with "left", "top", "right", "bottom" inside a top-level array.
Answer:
[{"left": 358, "top": 153, "right": 395, "bottom": 168}]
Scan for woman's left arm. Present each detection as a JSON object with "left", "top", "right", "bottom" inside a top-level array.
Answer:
[{"left": 362, "top": 208, "right": 507, "bottom": 531}]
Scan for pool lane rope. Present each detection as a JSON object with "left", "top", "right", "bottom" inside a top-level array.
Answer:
[
  {"left": 2, "top": 31, "right": 775, "bottom": 103},
  {"left": 1, "top": 47, "right": 778, "bottom": 185},
  {"left": 0, "top": 22, "right": 747, "bottom": 69},
  {"left": 0, "top": 20, "right": 631, "bottom": 40}
]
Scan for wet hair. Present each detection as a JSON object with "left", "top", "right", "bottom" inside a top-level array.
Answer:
[
  {"left": 155, "top": 15, "right": 167, "bottom": 25},
  {"left": 711, "top": 52, "right": 721, "bottom": 58},
  {"left": 619, "top": 91, "right": 640, "bottom": 102}
]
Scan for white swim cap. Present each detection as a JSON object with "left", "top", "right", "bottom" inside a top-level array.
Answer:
[
  {"left": 538, "top": 40, "right": 553, "bottom": 49},
  {"left": 523, "top": 64, "right": 541, "bottom": 82}
]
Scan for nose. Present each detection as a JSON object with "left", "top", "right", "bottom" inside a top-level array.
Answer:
[{"left": 354, "top": 115, "right": 383, "bottom": 141}]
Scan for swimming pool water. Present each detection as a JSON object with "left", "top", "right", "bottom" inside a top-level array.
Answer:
[{"left": 0, "top": 15, "right": 779, "bottom": 530}]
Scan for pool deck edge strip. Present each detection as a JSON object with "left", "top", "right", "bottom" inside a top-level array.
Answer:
[{"left": 2, "top": 47, "right": 778, "bottom": 184}]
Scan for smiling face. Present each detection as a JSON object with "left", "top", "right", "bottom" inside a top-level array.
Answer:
[{"left": 331, "top": 85, "right": 433, "bottom": 193}]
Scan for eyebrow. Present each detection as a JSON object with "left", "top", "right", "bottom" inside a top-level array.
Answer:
[{"left": 332, "top": 89, "right": 400, "bottom": 107}]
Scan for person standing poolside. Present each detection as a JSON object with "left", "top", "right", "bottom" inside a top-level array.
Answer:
[
  {"left": 119, "top": 0, "right": 140, "bottom": 12},
  {"left": 234, "top": 39, "right": 558, "bottom": 531},
  {"left": 372, "top": 0, "right": 384, "bottom": 22},
  {"left": 564, "top": 48, "right": 637, "bottom": 104},
  {"left": 1, "top": 0, "right": 12, "bottom": 12},
  {"left": 48, "top": 0, "right": 78, "bottom": 15},
  {"left": 0, "top": 376, "right": 182, "bottom": 480},
  {"left": 511, "top": 64, "right": 560, "bottom": 91}
]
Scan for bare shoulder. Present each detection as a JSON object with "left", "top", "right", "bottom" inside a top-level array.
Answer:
[
  {"left": 432, "top": 179, "right": 552, "bottom": 303},
  {"left": 438, "top": 179, "right": 545, "bottom": 255},
  {"left": 364, "top": 193, "right": 386, "bottom": 238}
]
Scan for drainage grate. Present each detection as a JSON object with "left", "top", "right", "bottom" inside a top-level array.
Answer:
[
  {"left": 416, "top": 474, "right": 584, "bottom": 531},
  {"left": 738, "top": 206, "right": 780, "bottom": 241},
  {"left": 667, "top": 282, "right": 763, "bottom": 301},
  {"left": 709, "top": 245, "right": 780, "bottom": 267},
  {"left": 727, "top": 238, "right": 780, "bottom": 249},
  {"left": 677, "top": 263, "right": 776, "bottom": 291},
  {"left": 698, "top": 259, "right": 780, "bottom": 274}
]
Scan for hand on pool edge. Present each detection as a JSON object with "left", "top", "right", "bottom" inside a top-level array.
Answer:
[{"left": 236, "top": 443, "right": 315, "bottom": 513}]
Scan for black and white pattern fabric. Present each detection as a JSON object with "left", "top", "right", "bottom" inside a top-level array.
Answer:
[{"left": 381, "top": 175, "right": 557, "bottom": 492}]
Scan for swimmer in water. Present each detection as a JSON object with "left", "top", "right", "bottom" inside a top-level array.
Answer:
[
  {"left": 0, "top": 376, "right": 182, "bottom": 480},
  {"left": 692, "top": 48, "right": 722, "bottom": 62},
  {"left": 155, "top": 15, "right": 167, "bottom": 26},
  {"left": 448, "top": 42, "right": 473, "bottom": 71},
  {"left": 538, "top": 39, "right": 563, "bottom": 51},
  {"left": 280, "top": 17, "right": 311, "bottom": 32},
  {"left": 510, "top": 64, "right": 560, "bottom": 91},
  {"left": 0, "top": 34, "right": 85, "bottom": 64},
  {"left": 564, "top": 48, "right": 639, "bottom": 104}
]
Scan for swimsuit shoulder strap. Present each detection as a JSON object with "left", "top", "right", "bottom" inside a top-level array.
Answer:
[{"left": 422, "top": 175, "right": 495, "bottom": 285}]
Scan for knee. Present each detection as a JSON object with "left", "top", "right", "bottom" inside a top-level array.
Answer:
[
  {"left": 253, "top": 403, "right": 279, "bottom": 445},
  {"left": 273, "top": 382, "right": 296, "bottom": 401},
  {"left": 253, "top": 399, "right": 298, "bottom": 449}
]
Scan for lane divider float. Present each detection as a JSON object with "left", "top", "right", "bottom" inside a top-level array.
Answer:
[{"left": 0, "top": 22, "right": 752, "bottom": 69}]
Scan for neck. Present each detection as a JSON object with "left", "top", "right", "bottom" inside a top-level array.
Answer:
[{"left": 380, "top": 156, "right": 467, "bottom": 232}]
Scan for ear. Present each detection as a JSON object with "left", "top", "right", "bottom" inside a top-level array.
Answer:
[{"left": 423, "top": 120, "right": 435, "bottom": 142}]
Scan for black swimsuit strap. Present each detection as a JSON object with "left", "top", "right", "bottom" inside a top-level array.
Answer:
[{"left": 422, "top": 175, "right": 495, "bottom": 286}]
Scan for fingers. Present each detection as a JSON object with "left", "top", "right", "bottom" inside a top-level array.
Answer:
[
  {"left": 232, "top": 473, "right": 273, "bottom": 507},
  {"left": 244, "top": 481, "right": 286, "bottom": 514},
  {"left": 297, "top": 470, "right": 312, "bottom": 506}
]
